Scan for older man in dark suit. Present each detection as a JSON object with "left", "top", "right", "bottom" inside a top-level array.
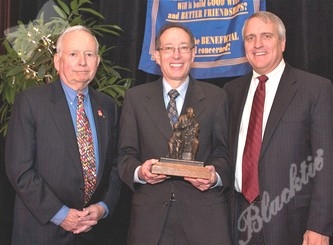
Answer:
[
  {"left": 224, "top": 11, "right": 333, "bottom": 245},
  {"left": 5, "top": 25, "right": 121, "bottom": 244},
  {"left": 118, "top": 23, "right": 232, "bottom": 245}
]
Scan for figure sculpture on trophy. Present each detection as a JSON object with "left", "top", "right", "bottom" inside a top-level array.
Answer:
[
  {"left": 152, "top": 107, "right": 211, "bottom": 179},
  {"left": 168, "top": 108, "right": 199, "bottom": 160}
]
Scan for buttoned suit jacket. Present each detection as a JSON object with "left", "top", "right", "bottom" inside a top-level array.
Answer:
[
  {"left": 5, "top": 80, "right": 121, "bottom": 245},
  {"left": 118, "top": 77, "right": 232, "bottom": 245},
  {"left": 224, "top": 64, "right": 333, "bottom": 245}
]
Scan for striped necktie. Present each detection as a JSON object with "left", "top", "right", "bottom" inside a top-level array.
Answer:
[{"left": 242, "top": 75, "right": 268, "bottom": 203}]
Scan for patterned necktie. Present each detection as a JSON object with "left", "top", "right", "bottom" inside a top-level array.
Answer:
[
  {"left": 242, "top": 75, "right": 268, "bottom": 203},
  {"left": 76, "top": 93, "right": 97, "bottom": 205},
  {"left": 167, "top": 89, "right": 180, "bottom": 125}
]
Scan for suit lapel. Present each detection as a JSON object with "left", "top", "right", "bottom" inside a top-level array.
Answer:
[
  {"left": 49, "top": 81, "right": 82, "bottom": 173},
  {"left": 230, "top": 74, "right": 252, "bottom": 164},
  {"left": 89, "top": 90, "right": 109, "bottom": 184},
  {"left": 261, "top": 65, "right": 297, "bottom": 156},
  {"left": 144, "top": 79, "right": 173, "bottom": 140},
  {"left": 182, "top": 78, "right": 205, "bottom": 118}
]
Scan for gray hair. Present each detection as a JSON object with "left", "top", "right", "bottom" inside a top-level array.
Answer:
[
  {"left": 242, "top": 11, "right": 286, "bottom": 41},
  {"left": 56, "top": 25, "right": 99, "bottom": 54}
]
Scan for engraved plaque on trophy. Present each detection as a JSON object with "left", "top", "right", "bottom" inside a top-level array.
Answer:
[{"left": 151, "top": 108, "right": 211, "bottom": 179}]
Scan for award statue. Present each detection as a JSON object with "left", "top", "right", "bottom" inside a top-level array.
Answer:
[{"left": 151, "top": 108, "right": 211, "bottom": 179}]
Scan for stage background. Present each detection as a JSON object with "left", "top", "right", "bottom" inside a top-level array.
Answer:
[{"left": 1, "top": 0, "right": 332, "bottom": 244}]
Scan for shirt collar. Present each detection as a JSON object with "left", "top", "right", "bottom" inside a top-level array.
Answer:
[
  {"left": 162, "top": 76, "right": 189, "bottom": 100},
  {"left": 252, "top": 59, "right": 286, "bottom": 83},
  {"left": 61, "top": 81, "right": 89, "bottom": 103}
]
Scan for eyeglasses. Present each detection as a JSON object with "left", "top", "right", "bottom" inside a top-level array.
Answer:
[{"left": 158, "top": 46, "right": 194, "bottom": 54}]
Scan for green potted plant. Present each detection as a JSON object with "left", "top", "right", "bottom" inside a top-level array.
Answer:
[{"left": 0, "top": 0, "right": 133, "bottom": 135}]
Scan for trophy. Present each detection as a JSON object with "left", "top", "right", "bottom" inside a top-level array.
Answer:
[{"left": 151, "top": 108, "right": 211, "bottom": 179}]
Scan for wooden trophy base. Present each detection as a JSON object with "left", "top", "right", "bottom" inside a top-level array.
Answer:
[{"left": 151, "top": 157, "right": 211, "bottom": 179}]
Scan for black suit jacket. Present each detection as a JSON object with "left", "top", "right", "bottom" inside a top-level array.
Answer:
[
  {"left": 118, "top": 77, "right": 232, "bottom": 245},
  {"left": 224, "top": 64, "right": 333, "bottom": 245},
  {"left": 5, "top": 80, "right": 121, "bottom": 245}
]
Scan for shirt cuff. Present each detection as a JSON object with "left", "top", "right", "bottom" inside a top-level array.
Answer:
[
  {"left": 97, "top": 201, "right": 109, "bottom": 218},
  {"left": 51, "top": 205, "right": 69, "bottom": 225},
  {"left": 134, "top": 166, "right": 147, "bottom": 184},
  {"left": 210, "top": 172, "right": 223, "bottom": 189}
]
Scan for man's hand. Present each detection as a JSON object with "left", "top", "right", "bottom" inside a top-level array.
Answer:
[
  {"left": 60, "top": 208, "right": 96, "bottom": 233},
  {"left": 60, "top": 204, "right": 105, "bottom": 234},
  {"left": 184, "top": 165, "right": 217, "bottom": 191},
  {"left": 138, "top": 159, "right": 169, "bottom": 184},
  {"left": 302, "top": 230, "right": 329, "bottom": 245}
]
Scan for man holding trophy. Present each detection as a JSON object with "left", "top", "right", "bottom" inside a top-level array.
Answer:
[{"left": 118, "top": 23, "right": 232, "bottom": 245}]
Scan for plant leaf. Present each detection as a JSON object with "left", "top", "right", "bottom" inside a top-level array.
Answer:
[
  {"left": 6, "top": 66, "right": 24, "bottom": 77},
  {"left": 53, "top": 5, "right": 68, "bottom": 19},
  {"left": 80, "top": 8, "right": 105, "bottom": 20},
  {"left": 70, "top": 0, "right": 78, "bottom": 11},
  {"left": 56, "top": 0, "right": 70, "bottom": 15}
]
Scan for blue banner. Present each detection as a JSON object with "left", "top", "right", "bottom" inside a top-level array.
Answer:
[{"left": 139, "top": 0, "right": 266, "bottom": 79}]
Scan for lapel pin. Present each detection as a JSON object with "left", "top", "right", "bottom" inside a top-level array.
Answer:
[{"left": 97, "top": 109, "right": 105, "bottom": 118}]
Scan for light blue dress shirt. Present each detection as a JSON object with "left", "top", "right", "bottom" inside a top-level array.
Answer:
[
  {"left": 162, "top": 77, "right": 189, "bottom": 112},
  {"left": 51, "top": 82, "right": 108, "bottom": 225}
]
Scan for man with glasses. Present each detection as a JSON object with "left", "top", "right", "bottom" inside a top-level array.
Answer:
[{"left": 118, "top": 22, "right": 232, "bottom": 245}]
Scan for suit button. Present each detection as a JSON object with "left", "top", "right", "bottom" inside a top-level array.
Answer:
[{"left": 163, "top": 202, "right": 169, "bottom": 208}]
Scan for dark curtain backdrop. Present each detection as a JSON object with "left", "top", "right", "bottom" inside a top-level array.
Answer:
[{"left": 1, "top": 0, "right": 332, "bottom": 244}]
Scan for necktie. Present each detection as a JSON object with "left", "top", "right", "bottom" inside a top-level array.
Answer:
[
  {"left": 167, "top": 89, "right": 180, "bottom": 125},
  {"left": 76, "top": 93, "right": 97, "bottom": 205},
  {"left": 242, "top": 75, "right": 268, "bottom": 203}
]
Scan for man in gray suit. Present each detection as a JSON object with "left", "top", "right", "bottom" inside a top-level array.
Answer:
[
  {"left": 5, "top": 25, "right": 121, "bottom": 244},
  {"left": 224, "top": 11, "right": 333, "bottom": 245},
  {"left": 118, "top": 23, "right": 232, "bottom": 245}
]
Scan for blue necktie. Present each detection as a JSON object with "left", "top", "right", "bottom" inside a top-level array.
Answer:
[{"left": 167, "top": 89, "right": 180, "bottom": 125}]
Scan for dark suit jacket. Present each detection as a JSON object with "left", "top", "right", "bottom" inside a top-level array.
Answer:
[
  {"left": 118, "top": 77, "right": 232, "bottom": 245},
  {"left": 5, "top": 80, "right": 121, "bottom": 245},
  {"left": 224, "top": 64, "right": 333, "bottom": 245}
]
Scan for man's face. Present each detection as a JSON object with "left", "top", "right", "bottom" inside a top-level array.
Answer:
[
  {"left": 154, "top": 27, "right": 195, "bottom": 88},
  {"left": 54, "top": 30, "right": 100, "bottom": 91},
  {"left": 243, "top": 17, "right": 285, "bottom": 75}
]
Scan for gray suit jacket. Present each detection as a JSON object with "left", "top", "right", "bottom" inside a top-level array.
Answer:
[
  {"left": 118, "top": 77, "right": 232, "bottom": 245},
  {"left": 5, "top": 80, "right": 121, "bottom": 245},
  {"left": 224, "top": 64, "right": 333, "bottom": 245}
]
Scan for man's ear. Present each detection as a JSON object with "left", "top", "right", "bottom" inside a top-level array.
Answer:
[
  {"left": 154, "top": 50, "right": 161, "bottom": 65},
  {"left": 54, "top": 53, "right": 60, "bottom": 72},
  {"left": 97, "top": 55, "right": 101, "bottom": 66}
]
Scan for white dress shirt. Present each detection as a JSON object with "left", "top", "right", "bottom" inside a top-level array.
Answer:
[{"left": 235, "top": 60, "right": 286, "bottom": 192}]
